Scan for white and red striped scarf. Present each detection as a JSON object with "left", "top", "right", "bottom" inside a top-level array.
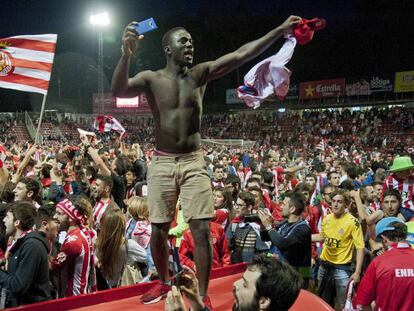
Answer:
[{"left": 211, "top": 180, "right": 224, "bottom": 189}]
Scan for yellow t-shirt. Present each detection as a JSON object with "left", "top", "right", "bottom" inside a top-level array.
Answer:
[{"left": 320, "top": 212, "right": 364, "bottom": 264}]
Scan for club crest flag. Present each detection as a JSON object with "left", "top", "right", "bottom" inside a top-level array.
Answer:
[
  {"left": 94, "top": 115, "right": 126, "bottom": 137},
  {"left": 0, "top": 34, "right": 57, "bottom": 95}
]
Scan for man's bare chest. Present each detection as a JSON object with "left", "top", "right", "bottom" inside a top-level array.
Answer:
[{"left": 150, "top": 76, "right": 203, "bottom": 109}]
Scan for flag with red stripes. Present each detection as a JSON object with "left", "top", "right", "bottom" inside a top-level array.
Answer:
[
  {"left": 0, "top": 34, "right": 57, "bottom": 95},
  {"left": 93, "top": 115, "right": 126, "bottom": 137},
  {"left": 0, "top": 145, "right": 6, "bottom": 169}
]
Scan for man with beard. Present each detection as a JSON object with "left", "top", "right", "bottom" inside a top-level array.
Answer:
[
  {"left": 36, "top": 205, "right": 60, "bottom": 298},
  {"left": 112, "top": 15, "right": 302, "bottom": 305},
  {"left": 0, "top": 202, "right": 51, "bottom": 306},
  {"left": 52, "top": 197, "right": 94, "bottom": 297},
  {"left": 164, "top": 255, "right": 302, "bottom": 311},
  {"left": 258, "top": 192, "right": 311, "bottom": 288},
  {"left": 81, "top": 137, "right": 129, "bottom": 211},
  {"left": 91, "top": 175, "right": 119, "bottom": 230},
  {"left": 224, "top": 174, "right": 241, "bottom": 204},
  {"left": 383, "top": 156, "right": 414, "bottom": 210}
]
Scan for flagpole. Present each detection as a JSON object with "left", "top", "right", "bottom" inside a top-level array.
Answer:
[{"left": 35, "top": 94, "right": 47, "bottom": 144}]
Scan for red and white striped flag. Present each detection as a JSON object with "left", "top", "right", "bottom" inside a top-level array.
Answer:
[
  {"left": 315, "top": 140, "right": 325, "bottom": 151},
  {"left": 93, "top": 115, "right": 126, "bottom": 137},
  {"left": 0, "top": 145, "right": 6, "bottom": 169},
  {"left": 0, "top": 34, "right": 57, "bottom": 95}
]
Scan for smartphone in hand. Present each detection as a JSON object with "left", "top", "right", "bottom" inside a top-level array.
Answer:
[{"left": 135, "top": 18, "right": 158, "bottom": 34}]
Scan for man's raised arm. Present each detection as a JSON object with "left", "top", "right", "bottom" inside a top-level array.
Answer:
[
  {"left": 198, "top": 15, "right": 301, "bottom": 83},
  {"left": 111, "top": 22, "right": 150, "bottom": 97}
]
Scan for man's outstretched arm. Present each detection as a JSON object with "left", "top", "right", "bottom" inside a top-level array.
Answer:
[{"left": 198, "top": 15, "right": 301, "bottom": 83}]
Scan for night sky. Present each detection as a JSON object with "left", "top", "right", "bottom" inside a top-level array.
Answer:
[{"left": 0, "top": 0, "right": 413, "bottom": 112}]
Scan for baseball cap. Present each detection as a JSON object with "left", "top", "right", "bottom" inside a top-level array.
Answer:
[{"left": 375, "top": 217, "right": 406, "bottom": 239}]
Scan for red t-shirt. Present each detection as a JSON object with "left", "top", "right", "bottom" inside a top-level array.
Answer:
[
  {"left": 52, "top": 228, "right": 93, "bottom": 297},
  {"left": 353, "top": 242, "right": 414, "bottom": 311},
  {"left": 179, "top": 222, "right": 230, "bottom": 270}
]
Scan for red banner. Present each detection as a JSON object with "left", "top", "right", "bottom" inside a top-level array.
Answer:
[
  {"left": 92, "top": 93, "right": 151, "bottom": 115},
  {"left": 299, "top": 78, "right": 345, "bottom": 99}
]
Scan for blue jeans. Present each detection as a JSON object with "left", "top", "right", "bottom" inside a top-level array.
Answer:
[{"left": 317, "top": 262, "right": 351, "bottom": 308}]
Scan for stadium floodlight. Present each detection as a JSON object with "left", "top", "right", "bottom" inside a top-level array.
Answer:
[
  {"left": 278, "top": 108, "right": 286, "bottom": 113},
  {"left": 90, "top": 11, "right": 110, "bottom": 114},
  {"left": 89, "top": 12, "right": 110, "bottom": 26}
]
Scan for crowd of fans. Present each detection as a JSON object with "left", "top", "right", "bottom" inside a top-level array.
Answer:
[{"left": 0, "top": 105, "right": 413, "bottom": 310}]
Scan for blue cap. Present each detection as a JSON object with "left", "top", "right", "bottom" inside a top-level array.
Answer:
[{"left": 375, "top": 217, "right": 405, "bottom": 239}]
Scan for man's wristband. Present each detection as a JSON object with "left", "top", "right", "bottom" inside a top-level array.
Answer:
[{"left": 265, "top": 224, "right": 273, "bottom": 231}]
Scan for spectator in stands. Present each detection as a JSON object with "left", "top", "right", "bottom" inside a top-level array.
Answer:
[
  {"left": 294, "top": 183, "right": 318, "bottom": 235},
  {"left": 81, "top": 136, "right": 129, "bottom": 211},
  {"left": 3, "top": 157, "right": 15, "bottom": 174},
  {"left": 52, "top": 197, "right": 95, "bottom": 297},
  {"left": 179, "top": 221, "right": 231, "bottom": 271},
  {"left": 226, "top": 192, "right": 269, "bottom": 263},
  {"left": 245, "top": 177, "right": 261, "bottom": 190},
  {"left": 91, "top": 175, "right": 120, "bottom": 229},
  {"left": 328, "top": 171, "right": 341, "bottom": 190},
  {"left": 220, "top": 154, "right": 237, "bottom": 177},
  {"left": 248, "top": 185, "right": 266, "bottom": 211},
  {"left": 0, "top": 203, "right": 10, "bottom": 260},
  {"left": 366, "top": 189, "right": 408, "bottom": 226},
  {"left": 124, "top": 168, "right": 137, "bottom": 202},
  {"left": 95, "top": 209, "right": 147, "bottom": 288},
  {"left": 13, "top": 177, "right": 42, "bottom": 208},
  {"left": 312, "top": 189, "right": 364, "bottom": 309},
  {"left": 211, "top": 164, "right": 225, "bottom": 188},
  {"left": 372, "top": 180, "right": 384, "bottom": 200},
  {"left": 383, "top": 156, "right": 414, "bottom": 210},
  {"left": 212, "top": 188, "right": 233, "bottom": 229},
  {"left": 224, "top": 174, "right": 241, "bottom": 203},
  {"left": 125, "top": 196, "right": 154, "bottom": 275},
  {"left": 36, "top": 205, "right": 60, "bottom": 298},
  {"left": 164, "top": 255, "right": 302, "bottom": 311},
  {"left": 353, "top": 217, "right": 414, "bottom": 311},
  {"left": 0, "top": 202, "right": 51, "bottom": 306},
  {"left": 258, "top": 192, "right": 311, "bottom": 288}
]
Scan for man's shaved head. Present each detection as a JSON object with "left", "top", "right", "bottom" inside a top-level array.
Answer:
[{"left": 162, "top": 27, "right": 188, "bottom": 48}]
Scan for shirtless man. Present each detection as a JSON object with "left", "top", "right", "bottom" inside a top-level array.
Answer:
[{"left": 112, "top": 15, "right": 301, "bottom": 306}]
